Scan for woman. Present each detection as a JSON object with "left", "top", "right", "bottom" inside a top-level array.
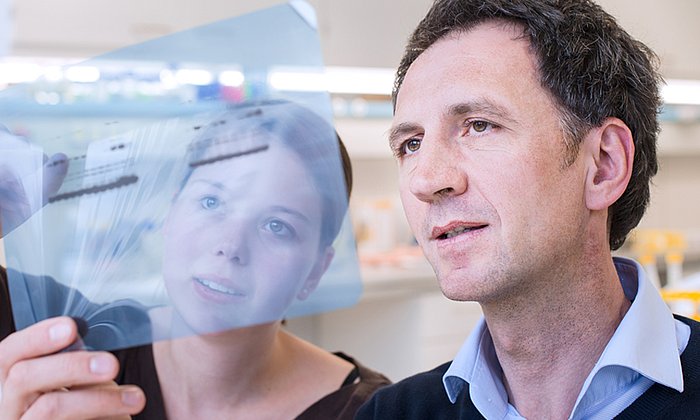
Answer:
[{"left": 0, "top": 100, "right": 390, "bottom": 419}]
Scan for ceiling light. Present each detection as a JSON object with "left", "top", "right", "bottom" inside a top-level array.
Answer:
[
  {"left": 662, "top": 79, "right": 700, "bottom": 106},
  {"left": 0, "top": 62, "right": 43, "bottom": 84},
  {"left": 65, "top": 66, "right": 101, "bottom": 83},
  {"left": 174, "top": 69, "right": 213, "bottom": 86},
  {"left": 268, "top": 66, "right": 395, "bottom": 96},
  {"left": 218, "top": 70, "right": 245, "bottom": 87}
]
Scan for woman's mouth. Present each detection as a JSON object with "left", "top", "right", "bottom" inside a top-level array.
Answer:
[{"left": 192, "top": 276, "right": 249, "bottom": 303}]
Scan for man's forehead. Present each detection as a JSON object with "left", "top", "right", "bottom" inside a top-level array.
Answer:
[
  {"left": 393, "top": 24, "right": 537, "bottom": 119},
  {"left": 404, "top": 23, "right": 532, "bottom": 81}
]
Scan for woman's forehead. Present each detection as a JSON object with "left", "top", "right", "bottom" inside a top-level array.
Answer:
[
  {"left": 185, "top": 143, "right": 322, "bottom": 208},
  {"left": 189, "top": 142, "right": 306, "bottom": 178}
]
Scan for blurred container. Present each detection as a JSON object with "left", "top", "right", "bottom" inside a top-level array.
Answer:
[
  {"left": 630, "top": 229, "right": 687, "bottom": 288},
  {"left": 353, "top": 197, "right": 397, "bottom": 254}
]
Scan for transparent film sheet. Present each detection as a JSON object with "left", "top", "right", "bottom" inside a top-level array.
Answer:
[{"left": 0, "top": 2, "right": 362, "bottom": 350}]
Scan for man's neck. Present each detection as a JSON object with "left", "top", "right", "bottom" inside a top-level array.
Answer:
[{"left": 481, "top": 253, "right": 631, "bottom": 419}]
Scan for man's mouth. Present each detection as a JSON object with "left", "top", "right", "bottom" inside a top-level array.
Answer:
[
  {"left": 194, "top": 277, "right": 246, "bottom": 297},
  {"left": 433, "top": 223, "right": 488, "bottom": 240}
]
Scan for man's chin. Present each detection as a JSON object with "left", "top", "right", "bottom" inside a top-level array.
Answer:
[
  {"left": 437, "top": 276, "right": 485, "bottom": 302},
  {"left": 435, "top": 266, "right": 506, "bottom": 303}
]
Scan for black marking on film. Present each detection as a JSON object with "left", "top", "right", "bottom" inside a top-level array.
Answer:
[
  {"left": 189, "top": 144, "right": 269, "bottom": 168},
  {"left": 48, "top": 174, "right": 139, "bottom": 203}
]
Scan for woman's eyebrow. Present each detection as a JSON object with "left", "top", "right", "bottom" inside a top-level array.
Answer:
[
  {"left": 184, "top": 181, "right": 313, "bottom": 224},
  {"left": 187, "top": 179, "right": 226, "bottom": 191},
  {"left": 269, "top": 205, "right": 311, "bottom": 224}
]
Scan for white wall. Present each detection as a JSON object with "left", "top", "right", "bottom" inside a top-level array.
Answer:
[
  {"left": 10, "top": 1, "right": 699, "bottom": 77},
  {"left": 4, "top": 0, "right": 700, "bottom": 382}
]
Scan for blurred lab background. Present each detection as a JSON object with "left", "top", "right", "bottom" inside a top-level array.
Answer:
[{"left": 0, "top": 0, "right": 699, "bottom": 381}]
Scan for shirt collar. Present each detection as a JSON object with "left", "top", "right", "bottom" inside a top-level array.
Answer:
[
  {"left": 572, "top": 258, "right": 684, "bottom": 407},
  {"left": 444, "top": 317, "right": 511, "bottom": 417},
  {"left": 443, "top": 256, "right": 685, "bottom": 418}
]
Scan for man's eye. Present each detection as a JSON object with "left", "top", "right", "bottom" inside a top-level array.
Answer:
[
  {"left": 200, "top": 196, "right": 220, "bottom": 210},
  {"left": 402, "top": 138, "right": 422, "bottom": 154},
  {"left": 465, "top": 119, "right": 496, "bottom": 136},
  {"left": 472, "top": 120, "right": 489, "bottom": 132}
]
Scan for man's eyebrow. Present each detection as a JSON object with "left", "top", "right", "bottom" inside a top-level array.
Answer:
[
  {"left": 388, "top": 122, "right": 423, "bottom": 149},
  {"left": 388, "top": 99, "right": 517, "bottom": 148},
  {"left": 446, "top": 100, "right": 516, "bottom": 125}
]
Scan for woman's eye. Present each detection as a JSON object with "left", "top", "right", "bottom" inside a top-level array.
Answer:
[
  {"left": 200, "top": 196, "right": 220, "bottom": 210},
  {"left": 402, "top": 138, "right": 422, "bottom": 155},
  {"left": 269, "top": 220, "right": 285, "bottom": 233},
  {"left": 264, "top": 219, "right": 296, "bottom": 239}
]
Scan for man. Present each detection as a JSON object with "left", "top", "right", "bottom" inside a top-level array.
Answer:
[{"left": 357, "top": 0, "right": 700, "bottom": 418}]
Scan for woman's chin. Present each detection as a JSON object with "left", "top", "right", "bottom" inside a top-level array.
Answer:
[{"left": 149, "top": 304, "right": 288, "bottom": 340}]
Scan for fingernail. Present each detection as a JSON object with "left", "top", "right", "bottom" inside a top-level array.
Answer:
[
  {"left": 89, "top": 355, "right": 113, "bottom": 375},
  {"left": 49, "top": 322, "right": 72, "bottom": 342},
  {"left": 122, "top": 388, "right": 143, "bottom": 406}
]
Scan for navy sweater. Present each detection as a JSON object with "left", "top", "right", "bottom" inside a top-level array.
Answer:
[{"left": 356, "top": 316, "right": 700, "bottom": 419}]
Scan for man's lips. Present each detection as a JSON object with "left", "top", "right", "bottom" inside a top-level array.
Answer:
[{"left": 431, "top": 221, "right": 489, "bottom": 240}]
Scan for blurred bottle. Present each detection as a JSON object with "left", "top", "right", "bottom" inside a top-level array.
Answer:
[
  {"left": 638, "top": 253, "right": 661, "bottom": 289},
  {"left": 632, "top": 229, "right": 663, "bottom": 289},
  {"left": 665, "top": 232, "right": 687, "bottom": 288},
  {"left": 353, "top": 197, "right": 397, "bottom": 254}
]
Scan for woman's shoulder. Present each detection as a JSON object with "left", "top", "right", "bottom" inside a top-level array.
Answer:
[
  {"left": 334, "top": 351, "right": 391, "bottom": 388},
  {"left": 296, "top": 351, "right": 391, "bottom": 420}
]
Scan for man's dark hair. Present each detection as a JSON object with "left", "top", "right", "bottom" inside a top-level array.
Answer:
[{"left": 394, "top": 0, "right": 661, "bottom": 250}]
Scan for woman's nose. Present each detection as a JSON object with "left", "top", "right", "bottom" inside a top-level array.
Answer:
[{"left": 212, "top": 221, "right": 250, "bottom": 265}]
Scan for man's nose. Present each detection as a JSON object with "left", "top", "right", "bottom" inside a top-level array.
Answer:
[{"left": 408, "top": 136, "right": 467, "bottom": 203}]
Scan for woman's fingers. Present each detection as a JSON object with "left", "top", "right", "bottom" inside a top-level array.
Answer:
[
  {"left": 3, "top": 351, "right": 120, "bottom": 400},
  {"left": 41, "top": 152, "right": 69, "bottom": 203},
  {"left": 0, "top": 317, "right": 78, "bottom": 383},
  {"left": 21, "top": 384, "right": 145, "bottom": 420},
  {"left": 0, "top": 131, "right": 69, "bottom": 236},
  {"left": 0, "top": 317, "right": 145, "bottom": 419}
]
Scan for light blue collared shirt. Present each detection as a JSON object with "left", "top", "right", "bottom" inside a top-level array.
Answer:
[{"left": 443, "top": 257, "right": 691, "bottom": 419}]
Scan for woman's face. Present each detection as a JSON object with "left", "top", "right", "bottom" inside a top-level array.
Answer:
[{"left": 161, "top": 138, "right": 331, "bottom": 334}]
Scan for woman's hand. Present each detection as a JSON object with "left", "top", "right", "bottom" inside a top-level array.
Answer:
[
  {"left": 0, "top": 317, "right": 145, "bottom": 419},
  {"left": 0, "top": 128, "right": 68, "bottom": 238}
]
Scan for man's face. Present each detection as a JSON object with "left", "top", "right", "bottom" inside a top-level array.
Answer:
[{"left": 393, "top": 23, "right": 591, "bottom": 303}]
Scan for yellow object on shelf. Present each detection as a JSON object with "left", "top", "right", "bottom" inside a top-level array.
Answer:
[
  {"left": 631, "top": 229, "right": 687, "bottom": 256},
  {"left": 630, "top": 229, "right": 688, "bottom": 288},
  {"left": 660, "top": 290, "right": 700, "bottom": 321}
]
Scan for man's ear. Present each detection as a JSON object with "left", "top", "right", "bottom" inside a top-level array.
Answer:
[
  {"left": 297, "top": 246, "right": 335, "bottom": 301},
  {"left": 583, "top": 117, "right": 634, "bottom": 211}
]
